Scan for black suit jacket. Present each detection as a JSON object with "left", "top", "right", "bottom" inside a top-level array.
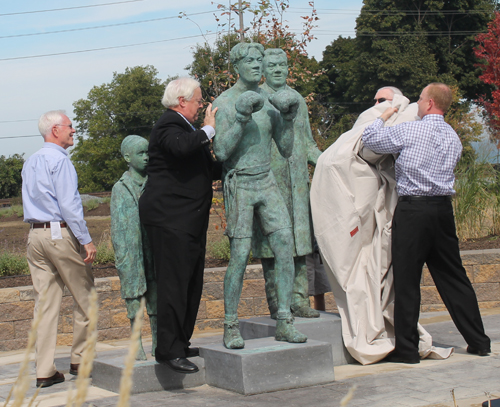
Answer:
[{"left": 139, "top": 109, "right": 222, "bottom": 237}]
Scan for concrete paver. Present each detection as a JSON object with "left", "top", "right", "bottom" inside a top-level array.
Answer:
[{"left": 1, "top": 309, "right": 499, "bottom": 407}]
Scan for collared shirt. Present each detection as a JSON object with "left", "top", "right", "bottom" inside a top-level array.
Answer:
[
  {"left": 22, "top": 142, "right": 92, "bottom": 245},
  {"left": 361, "top": 114, "right": 462, "bottom": 196},
  {"left": 176, "top": 112, "right": 215, "bottom": 140}
]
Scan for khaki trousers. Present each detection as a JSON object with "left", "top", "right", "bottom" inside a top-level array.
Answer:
[{"left": 27, "top": 226, "right": 94, "bottom": 378}]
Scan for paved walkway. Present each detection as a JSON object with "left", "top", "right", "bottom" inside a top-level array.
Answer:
[{"left": 1, "top": 309, "right": 499, "bottom": 407}]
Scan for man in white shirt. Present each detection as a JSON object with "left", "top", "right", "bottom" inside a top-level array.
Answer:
[{"left": 22, "top": 110, "right": 96, "bottom": 387}]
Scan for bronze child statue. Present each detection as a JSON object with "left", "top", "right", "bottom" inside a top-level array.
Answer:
[{"left": 111, "top": 135, "right": 157, "bottom": 360}]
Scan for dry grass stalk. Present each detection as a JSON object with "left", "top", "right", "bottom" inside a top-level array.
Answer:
[
  {"left": 340, "top": 385, "right": 357, "bottom": 406},
  {"left": 7, "top": 288, "right": 47, "bottom": 407},
  {"left": 116, "top": 297, "right": 145, "bottom": 407},
  {"left": 451, "top": 388, "right": 458, "bottom": 407},
  {"left": 68, "top": 289, "right": 99, "bottom": 407},
  {"left": 3, "top": 387, "right": 13, "bottom": 407},
  {"left": 26, "top": 386, "right": 41, "bottom": 407}
]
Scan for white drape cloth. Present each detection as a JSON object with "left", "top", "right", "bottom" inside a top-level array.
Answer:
[{"left": 310, "top": 95, "right": 454, "bottom": 365}]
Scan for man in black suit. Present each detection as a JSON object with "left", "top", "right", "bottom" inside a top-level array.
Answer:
[{"left": 139, "top": 77, "right": 221, "bottom": 373}]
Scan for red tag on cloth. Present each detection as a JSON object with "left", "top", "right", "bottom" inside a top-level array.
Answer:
[{"left": 350, "top": 226, "right": 359, "bottom": 237}]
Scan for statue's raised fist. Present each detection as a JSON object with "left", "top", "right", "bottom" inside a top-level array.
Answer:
[
  {"left": 269, "top": 90, "right": 300, "bottom": 121},
  {"left": 235, "top": 91, "right": 265, "bottom": 122}
]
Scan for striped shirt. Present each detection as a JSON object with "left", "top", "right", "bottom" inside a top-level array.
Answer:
[{"left": 361, "top": 114, "right": 462, "bottom": 196}]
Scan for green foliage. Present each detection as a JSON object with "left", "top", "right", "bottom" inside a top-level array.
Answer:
[
  {"left": 0, "top": 154, "right": 24, "bottom": 199},
  {"left": 186, "top": 33, "right": 239, "bottom": 101},
  {"left": 12, "top": 205, "right": 23, "bottom": 218},
  {"left": 207, "top": 236, "right": 254, "bottom": 264},
  {"left": 319, "top": 0, "right": 496, "bottom": 114},
  {"left": 454, "top": 160, "right": 496, "bottom": 239},
  {"left": 83, "top": 199, "right": 100, "bottom": 211},
  {"left": 95, "top": 242, "right": 115, "bottom": 265},
  {"left": 187, "top": 1, "right": 321, "bottom": 101},
  {"left": 0, "top": 207, "right": 13, "bottom": 218},
  {"left": 0, "top": 205, "right": 22, "bottom": 218},
  {"left": 71, "top": 66, "right": 165, "bottom": 192},
  {"left": 0, "top": 252, "right": 29, "bottom": 276},
  {"left": 207, "top": 236, "right": 231, "bottom": 262}
]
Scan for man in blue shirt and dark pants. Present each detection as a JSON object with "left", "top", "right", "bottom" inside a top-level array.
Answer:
[
  {"left": 22, "top": 110, "right": 96, "bottom": 387},
  {"left": 362, "top": 83, "right": 491, "bottom": 363}
]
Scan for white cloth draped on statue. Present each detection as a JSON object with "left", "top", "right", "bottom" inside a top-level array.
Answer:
[{"left": 310, "top": 94, "right": 454, "bottom": 365}]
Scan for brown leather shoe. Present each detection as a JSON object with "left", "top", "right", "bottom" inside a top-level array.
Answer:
[
  {"left": 36, "top": 371, "right": 65, "bottom": 388},
  {"left": 69, "top": 363, "right": 79, "bottom": 375}
]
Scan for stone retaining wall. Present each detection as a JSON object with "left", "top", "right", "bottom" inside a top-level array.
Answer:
[{"left": 1, "top": 249, "right": 499, "bottom": 352}]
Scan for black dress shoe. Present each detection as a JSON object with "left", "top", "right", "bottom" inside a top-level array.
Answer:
[
  {"left": 69, "top": 363, "right": 79, "bottom": 375},
  {"left": 467, "top": 345, "right": 491, "bottom": 356},
  {"left": 185, "top": 347, "right": 200, "bottom": 358},
  {"left": 158, "top": 357, "right": 199, "bottom": 374},
  {"left": 36, "top": 371, "right": 65, "bottom": 388},
  {"left": 384, "top": 352, "right": 420, "bottom": 364}
]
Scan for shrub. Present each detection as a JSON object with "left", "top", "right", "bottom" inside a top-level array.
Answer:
[
  {"left": 12, "top": 204, "right": 23, "bottom": 218},
  {"left": 95, "top": 242, "right": 115, "bottom": 264},
  {"left": 207, "top": 237, "right": 231, "bottom": 262},
  {"left": 95, "top": 229, "right": 115, "bottom": 264},
  {"left": 84, "top": 199, "right": 100, "bottom": 211},
  {"left": 0, "top": 207, "right": 13, "bottom": 218},
  {"left": 207, "top": 236, "right": 253, "bottom": 264},
  {"left": 0, "top": 251, "right": 29, "bottom": 276}
]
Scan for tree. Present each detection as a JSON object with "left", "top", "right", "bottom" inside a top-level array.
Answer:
[
  {"left": 475, "top": 11, "right": 500, "bottom": 143},
  {"left": 185, "top": 0, "right": 321, "bottom": 101},
  {"left": 71, "top": 66, "right": 165, "bottom": 192},
  {"left": 0, "top": 154, "right": 24, "bottom": 199},
  {"left": 319, "top": 0, "right": 496, "bottom": 111}
]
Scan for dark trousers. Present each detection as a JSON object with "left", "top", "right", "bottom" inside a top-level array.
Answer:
[
  {"left": 144, "top": 225, "right": 206, "bottom": 360},
  {"left": 392, "top": 199, "right": 490, "bottom": 359}
]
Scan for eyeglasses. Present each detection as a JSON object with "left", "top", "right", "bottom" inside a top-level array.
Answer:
[
  {"left": 374, "top": 98, "right": 388, "bottom": 104},
  {"left": 54, "top": 124, "right": 73, "bottom": 129}
]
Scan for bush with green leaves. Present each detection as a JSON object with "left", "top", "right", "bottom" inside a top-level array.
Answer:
[
  {"left": 12, "top": 205, "right": 23, "bottom": 218},
  {"left": 95, "top": 241, "right": 115, "bottom": 265},
  {"left": 0, "top": 252, "right": 29, "bottom": 276},
  {"left": 84, "top": 199, "right": 100, "bottom": 212},
  {"left": 207, "top": 236, "right": 253, "bottom": 264}
]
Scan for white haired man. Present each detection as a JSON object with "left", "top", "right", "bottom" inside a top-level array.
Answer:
[
  {"left": 139, "top": 77, "right": 221, "bottom": 374},
  {"left": 374, "top": 86, "right": 403, "bottom": 105},
  {"left": 22, "top": 110, "right": 96, "bottom": 387}
]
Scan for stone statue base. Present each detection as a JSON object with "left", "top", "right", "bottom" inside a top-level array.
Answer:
[
  {"left": 239, "top": 312, "right": 355, "bottom": 366},
  {"left": 92, "top": 345, "right": 205, "bottom": 393},
  {"left": 92, "top": 315, "right": 346, "bottom": 395},
  {"left": 203, "top": 337, "right": 334, "bottom": 395}
]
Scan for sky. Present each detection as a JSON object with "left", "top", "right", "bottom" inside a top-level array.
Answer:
[{"left": 0, "top": 0, "right": 364, "bottom": 159}]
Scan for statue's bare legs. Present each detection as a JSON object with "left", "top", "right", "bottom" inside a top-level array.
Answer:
[
  {"left": 223, "top": 229, "right": 306, "bottom": 349},
  {"left": 127, "top": 297, "right": 157, "bottom": 360}
]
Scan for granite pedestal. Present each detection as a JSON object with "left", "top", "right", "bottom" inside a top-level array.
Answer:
[
  {"left": 92, "top": 354, "right": 205, "bottom": 394},
  {"left": 239, "top": 311, "right": 354, "bottom": 365},
  {"left": 202, "top": 337, "right": 335, "bottom": 395}
]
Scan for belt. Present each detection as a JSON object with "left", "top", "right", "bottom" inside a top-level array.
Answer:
[
  {"left": 398, "top": 196, "right": 451, "bottom": 202},
  {"left": 31, "top": 222, "right": 67, "bottom": 228}
]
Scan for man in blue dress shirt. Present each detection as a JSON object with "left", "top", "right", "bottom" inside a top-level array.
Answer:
[
  {"left": 362, "top": 83, "right": 491, "bottom": 363},
  {"left": 22, "top": 110, "right": 96, "bottom": 387}
]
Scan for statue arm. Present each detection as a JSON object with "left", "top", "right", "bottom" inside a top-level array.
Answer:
[
  {"left": 110, "top": 183, "right": 142, "bottom": 271},
  {"left": 269, "top": 89, "right": 300, "bottom": 159},
  {"left": 213, "top": 91, "right": 265, "bottom": 161},
  {"left": 212, "top": 106, "right": 247, "bottom": 162},
  {"left": 301, "top": 103, "right": 322, "bottom": 166},
  {"left": 273, "top": 117, "right": 294, "bottom": 159}
]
